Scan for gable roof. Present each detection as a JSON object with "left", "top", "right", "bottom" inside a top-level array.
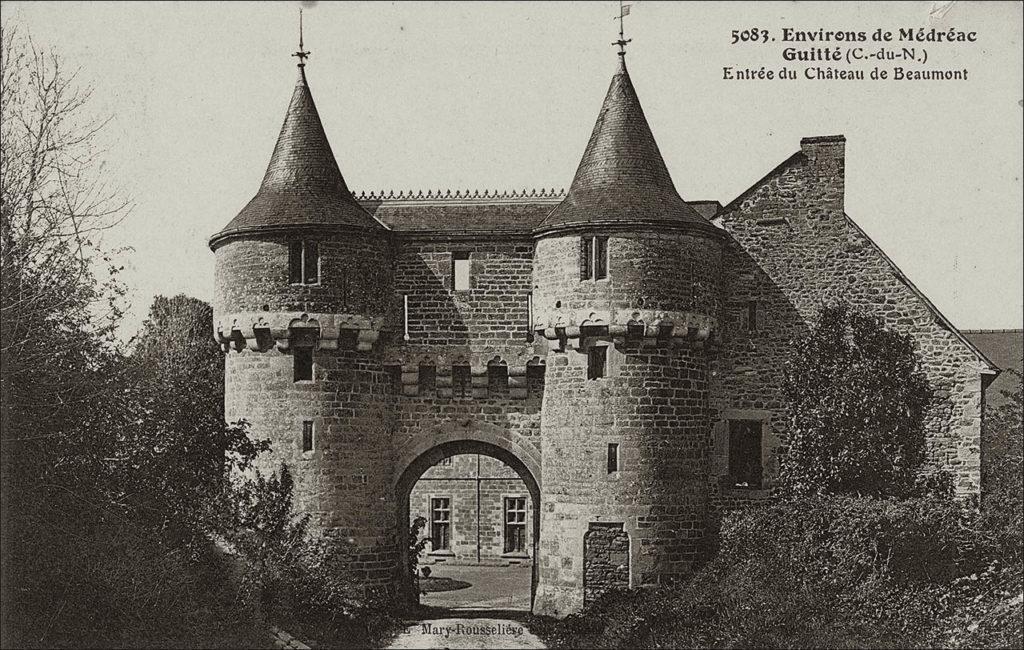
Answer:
[
  {"left": 844, "top": 214, "right": 999, "bottom": 374},
  {"left": 538, "top": 58, "right": 709, "bottom": 234},
  {"left": 211, "top": 65, "right": 382, "bottom": 247}
]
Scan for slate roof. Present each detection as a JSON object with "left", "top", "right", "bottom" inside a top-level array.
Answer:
[
  {"left": 963, "top": 329, "right": 1023, "bottom": 409},
  {"left": 539, "top": 57, "right": 710, "bottom": 233},
  {"left": 211, "top": 66, "right": 382, "bottom": 246}
]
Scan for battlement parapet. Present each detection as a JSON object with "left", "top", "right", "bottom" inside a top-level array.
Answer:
[
  {"left": 532, "top": 308, "right": 717, "bottom": 349},
  {"left": 215, "top": 311, "right": 389, "bottom": 353}
]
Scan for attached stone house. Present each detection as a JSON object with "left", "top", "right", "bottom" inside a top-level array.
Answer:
[{"left": 210, "top": 39, "right": 999, "bottom": 616}]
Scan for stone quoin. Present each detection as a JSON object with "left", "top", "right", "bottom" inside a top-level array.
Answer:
[{"left": 208, "top": 36, "right": 998, "bottom": 617}]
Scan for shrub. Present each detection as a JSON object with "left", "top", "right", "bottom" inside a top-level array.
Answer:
[{"left": 781, "top": 302, "right": 933, "bottom": 497}]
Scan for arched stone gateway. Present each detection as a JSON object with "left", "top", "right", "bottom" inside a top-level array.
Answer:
[{"left": 394, "top": 431, "right": 542, "bottom": 608}]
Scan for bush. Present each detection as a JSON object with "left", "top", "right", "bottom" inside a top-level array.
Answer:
[
  {"left": 781, "top": 302, "right": 933, "bottom": 497},
  {"left": 217, "top": 464, "right": 402, "bottom": 648},
  {"left": 536, "top": 495, "right": 1022, "bottom": 649}
]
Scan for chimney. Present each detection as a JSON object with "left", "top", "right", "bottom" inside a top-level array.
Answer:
[{"left": 800, "top": 135, "right": 846, "bottom": 216}]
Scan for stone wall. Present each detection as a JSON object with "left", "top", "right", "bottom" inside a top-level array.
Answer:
[
  {"left": 716, "top": 135, "right": 987, "bottom": 497},
  {"left": 393, "top": 237, "right": 536, "bottom": 354},
  {"left": 583, "top": 523, "right": 630, "bottom": 605},
  {"left": 409, "top": 454, "right": 533, "bottom": 564},
  {"left": 532, "top": 228, "right": 719, "bottom": 617},
  {"left": 224, "top": 345, "right": 398, "bottom": 592},
  {"left": 213, "top": 232, "right": 394, "bottom": 317}
]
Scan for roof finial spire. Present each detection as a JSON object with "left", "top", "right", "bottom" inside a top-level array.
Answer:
[
  {"left": 292, "top": 8, "right": 310, "bottom": 66},
  {"left": 613, "top": 1, "right": 632, "bottom": 58}
]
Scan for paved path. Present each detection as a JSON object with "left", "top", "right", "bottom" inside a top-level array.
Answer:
[
  {"left": 388, "top": 565, "right": 545, "bottom": 648},
  {"left": 420, "top": 564, "right": 532, "bottom": 611},
  {"left": 387, "top": 617, "right": 545, "bottom": 649}
]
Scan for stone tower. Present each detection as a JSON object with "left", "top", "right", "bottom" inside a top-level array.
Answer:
[
  {"left": 531, "top": 54, "right": 723, "bottom": 616},
  {"left": 209, "top": 57, "right": 399, "bottom": 593}
]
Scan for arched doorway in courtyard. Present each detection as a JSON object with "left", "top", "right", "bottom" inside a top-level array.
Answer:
[{"left": 395, "top": 439, "right": 541, "bottom": 611}]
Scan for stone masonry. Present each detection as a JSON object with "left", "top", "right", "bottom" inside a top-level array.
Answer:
[{"left": 209, "top": 49, "right": 998, "bottom": 617}]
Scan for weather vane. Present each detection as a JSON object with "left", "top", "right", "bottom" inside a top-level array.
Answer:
[
  {"left": 614, "top": 1, "right": 632, "bottom": 57},
  {"left": 292, "top": 8, "right": 310, "bottom": 66}
]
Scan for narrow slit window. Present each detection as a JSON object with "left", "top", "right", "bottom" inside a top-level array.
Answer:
[
  {"left": 580, "top": 237, "right": 593, "bottom": 280},
  {"left": 289, "top": 241, "right": 319, "bottom": 285},
  {"left": 430, "top": 497, "right": 451, "bottom": 551},
  {"left": 452, "top": 251, "right": 471, "bottom": 291},
  {"left": 607, "top": 443, "right": 619, "bottom": 473},
  {"left": 594, "top": 236, "right": 609, "bottom": 280},
  {"left": 293, "top": 348, "right": 313, "bottom": 382},
  {"left": 504, "top": 497, "right": 527, "bottom": 554},
  {"left": 728, "top": 420, "right": 763, "bottom": 489},
  {"left": 301, "top": 420, "right": 314, "bottom": 452},
  {"left": 747, "top": 300, "right": 758, "bottom": 332},
  {"left": 587, "top": 346, "right": 607, "bottom": 380}
]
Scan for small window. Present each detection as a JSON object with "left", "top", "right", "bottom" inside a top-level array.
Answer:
[
  {"left": 430, "top": 497, "right": 451, "bottom": 550},
  {"left": 418, "top": 364, "right": 436, "bottom": 392},
  {"left": 587, "top": 346, "right": 607, "bottom": 380},
  {"left": 452, "top": 251, "right": 471, "bottom": 291},
  {"left": 452, "top": 364, "right": 471, "bottom": 398},
  {"left": 594, "top": 236, "right": 609, "bottom": 280},
  {"left": 580, "top": 237, "right": 593, "bottom": 280},
  {"left": 504, "top": 497, "right": 527, "bottom": 554},
  {"left": 607, "top": 443, "right": 619, "bottom": 473},
  {"left": 487, "top": 363, "right": 508, "bottom": 396},
  {"left": 747, "top": 301, "right": 758, "bottom": 332},
  {"left": 526, "top": 363, "right": 545, "bottom": 397},
  {"left": 301, "top": 420, "right": 314, "bottom": 452},
  {"left": 289, "top": 241, "right": 319, "bottom": 285},
  {"left": 580, "top": 236, "right": 610, "bottom": 281},
  {"left": 728, "top": 420, "right": 763, "bottom": 489},
  {"left": 294, "top": 348, "right": 313, "bottom": 382}
]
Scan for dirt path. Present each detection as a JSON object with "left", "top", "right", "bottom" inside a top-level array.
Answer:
[{"left": 387, "top": 617, "right": 546, "bottom": 649}]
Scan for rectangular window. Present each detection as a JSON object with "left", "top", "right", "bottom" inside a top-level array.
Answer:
[
  {"left": 728, "top": 420, "right": 763, "bottom": 489},
  {"left": 747, "top": 300, "right": 758, "bottom": 332},
  {"left": 580, "top": 236, "right": 610, "bottom": 281},
  {"left": 293, "top": 347, "right": 313, "bottom": 382},
  {"left": 587, "top": 346, "right": 607, "bottom": 380},
  {"left": 452, "top": 364, "right": 471, "bottom": 398},
  {"left": 418, "top": 364, "right": 436, "bottom": 392},
  {"left": 430, "top": 497, "right": 451, "bottom": 551},
  {"left": 452, "top": 251, "right": 471, "bottom": 291},
  {"left": 301, "top": 420, "right": 314, "bottom": 452},
  {"left": 607, "top": 443, "right": 619, "bottom": 473},
  {"left": 504, "top": 497, "right": 527, "bottom": 554},
  {"left": 580, "top": 237, "right": 593, "bottom": 280},
  {"left": 594, "top": 236, "right": 609, "bottom": 280},
  {"left": 289, "top": 241, "right": 319, "bottom": 285}
]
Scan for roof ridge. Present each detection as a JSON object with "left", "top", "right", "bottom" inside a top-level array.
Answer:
[{"left": 354, "top": 187, "right": 567, "bottom": 202}]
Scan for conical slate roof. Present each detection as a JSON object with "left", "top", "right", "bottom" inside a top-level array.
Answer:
[
  {"left": 212, "top": 66, "right": 382, "bottom": 244},
  {"left": 539, "top": 58, "right": 708, "bottom": 233}
]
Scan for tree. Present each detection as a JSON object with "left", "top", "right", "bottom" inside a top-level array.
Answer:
[
  {"left": 780, "top": 302, "right": 933, "bottom": 497},
  {"left": 123, "top": 295, "right": 267, "bottom": 534},
  {"left": 1, "top": 22, "right": 130, "bottom": 487}
]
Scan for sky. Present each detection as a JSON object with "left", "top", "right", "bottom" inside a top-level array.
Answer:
[{"left": 4, "top": 1, "right": 1022, "bottom": 334}]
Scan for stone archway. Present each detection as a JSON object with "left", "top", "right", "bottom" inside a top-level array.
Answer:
[{"left": 393, "top": 424, "right": 542, "bottom": 610}]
